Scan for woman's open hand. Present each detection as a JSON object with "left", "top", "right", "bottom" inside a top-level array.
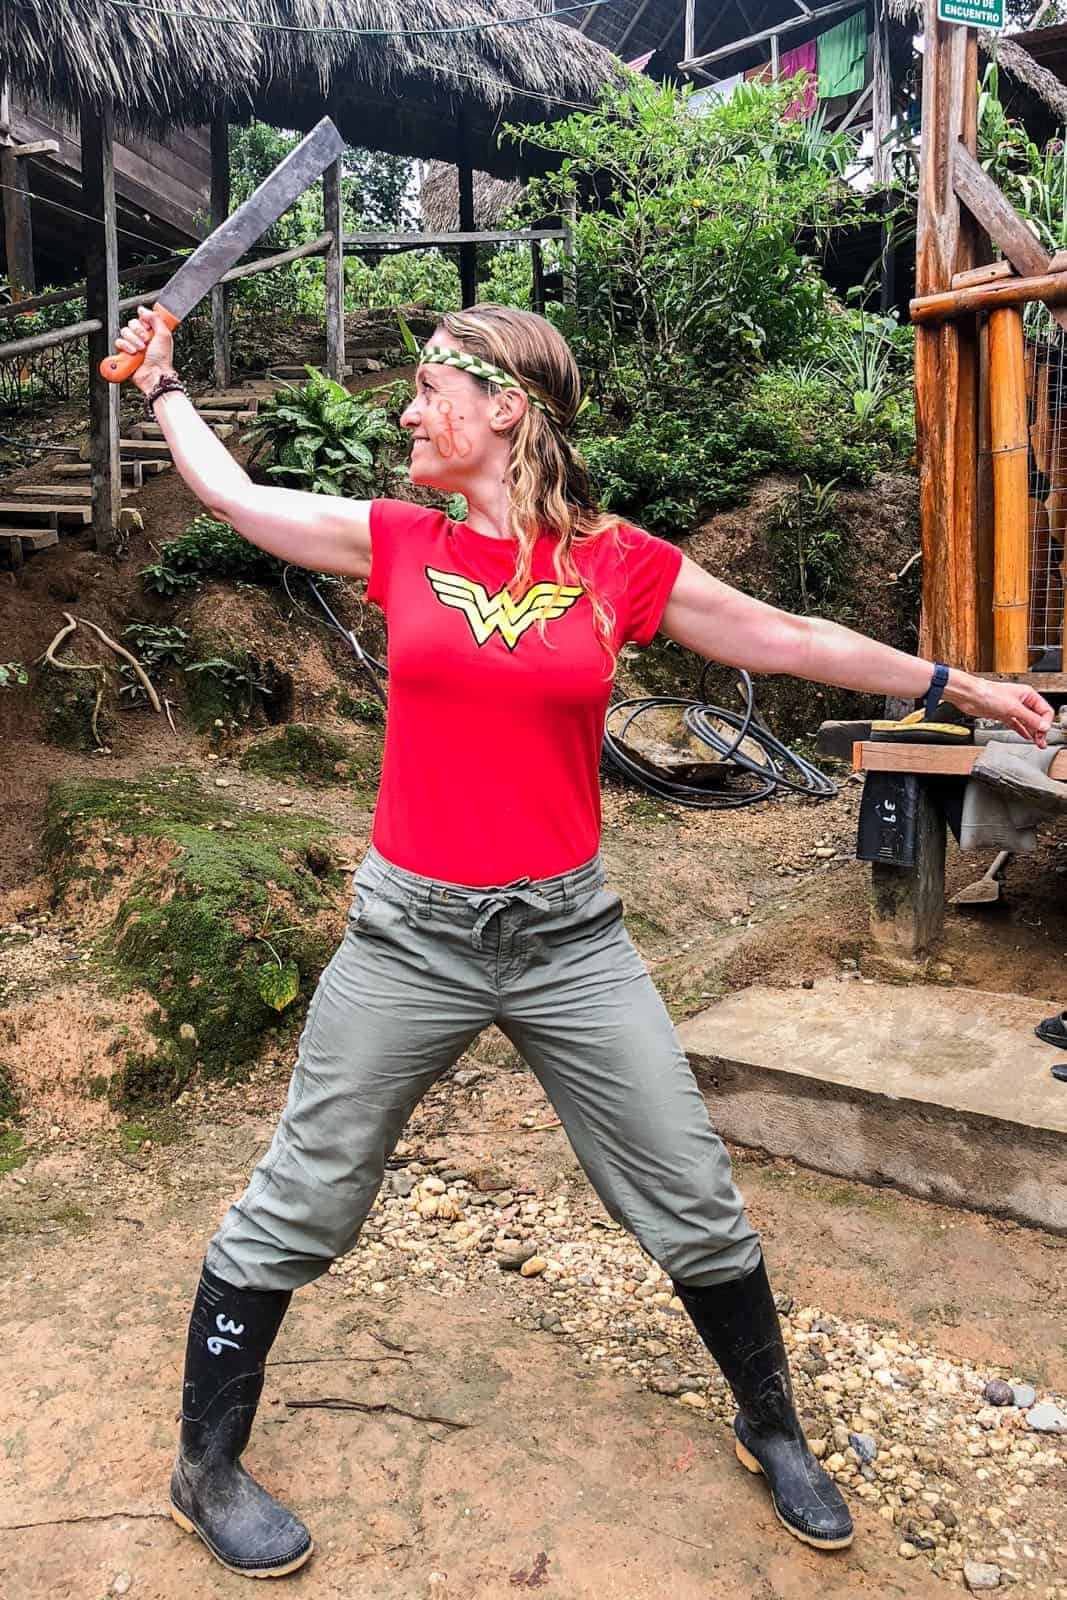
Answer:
[{"left": 948, "top": 675, "right": 1056, "bottom": 746}]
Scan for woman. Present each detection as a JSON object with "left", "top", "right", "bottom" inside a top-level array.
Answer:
[{"left": 114, "top": 303, "right": 1052, "bottom": 1579}]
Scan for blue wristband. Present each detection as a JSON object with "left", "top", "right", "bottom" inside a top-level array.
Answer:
[{"left": 923, "top": 662, "right": 950, "bottom": 720}]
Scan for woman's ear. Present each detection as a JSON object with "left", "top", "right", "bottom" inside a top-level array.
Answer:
[{"left": 489, "top": 387, "right": 527, "bottom": 433}]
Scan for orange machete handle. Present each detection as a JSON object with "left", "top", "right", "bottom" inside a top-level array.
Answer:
[{"left": 99, "top": 302, "right": 181, "bottom": 383}]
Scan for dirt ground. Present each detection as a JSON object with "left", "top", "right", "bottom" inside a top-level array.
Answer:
[{"left": 2, "top": 1046, "right": 1065, "bottom": 1600}]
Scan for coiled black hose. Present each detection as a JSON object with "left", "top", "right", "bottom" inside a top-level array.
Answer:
[
  {"left": 290, "top": 570, "right": 835, "bottom": 809},
  {"left": 602, "top": 664, "right": 838, "bottom": 809}
]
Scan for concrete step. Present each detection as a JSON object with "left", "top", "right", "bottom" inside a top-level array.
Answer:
[
  {"left": 13, "top": 483, "right": 134, "bottom": 500},
  {"left": 679, "top": 981, "right": 1067, "bottom": 1235},
  {"left": 0, "top": 500, "right": 89, "bottom": 525}
]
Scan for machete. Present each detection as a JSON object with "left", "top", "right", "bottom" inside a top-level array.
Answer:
[{"left": 100, "top": 116, "right": 346, "bottom": 383}]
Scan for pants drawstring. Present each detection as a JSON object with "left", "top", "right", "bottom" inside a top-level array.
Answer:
[{"left": 469, "top": 882, "right": 552, "bottom": 951}]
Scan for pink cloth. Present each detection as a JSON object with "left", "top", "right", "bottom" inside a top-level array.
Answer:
[{"left": 780, "top": 39, "right": 817, "bottom": 121}]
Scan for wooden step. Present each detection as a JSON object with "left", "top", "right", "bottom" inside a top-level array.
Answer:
[
  {"left": 0, "top": 526, "right": 59, "bottom": 567},
  {"left": 118, "top": 438, "right": 172, "bottom": 457},
  {"left": 267, "top": 365, "right": 351, "bottom": 382},
  {"left": 192, "top": 407, "right": 256, "bottom": 423},
  {"left": 13, "top": 483, "right": 134, "bottom": 500},
  {"left": 55, "top": 460, "right": 147, "bottom": 488},
  {"left": 0, "top": 500, "right": 88, "bottom": 525},
  {"left": 135, "top": 421, "right": 233, "bottom": 442},
  {"left": 196, "top": 394, "right": 260, "bottom": 412}
]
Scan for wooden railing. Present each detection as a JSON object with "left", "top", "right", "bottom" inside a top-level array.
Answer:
[{"left": 0, "top": 218, "right": 570, "bottom": 548}]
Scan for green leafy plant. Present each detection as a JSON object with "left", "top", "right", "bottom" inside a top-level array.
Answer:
[
  {"left": 243, "top": 368, "right": 399, "bottom": 497},
  {"left": 767, "top": 475, "right": 845, "bottom": 614},
  {"left": 0, "top": 662, "right": 28, "bottom": 688},
  {"left": 139, "top": 514, "right": 286, "bottom": 596},
  {"left": 507, "top": 76, "right": 873, "bottom": 381},
  {"left": 185, "top": 655, "right": 271, "bottom": 719}
]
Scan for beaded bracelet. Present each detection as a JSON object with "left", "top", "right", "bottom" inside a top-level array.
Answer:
[{"left": 142, "top": 372, "right": 187, "bottom": 418}]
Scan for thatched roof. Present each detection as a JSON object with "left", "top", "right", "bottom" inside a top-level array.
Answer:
[
  {"left": 420, "top": 161, "right": 521, "bottom": 230},
  {"left": 0, "top": 0, "right": 625, "bottom": 178},
  {"left": 887, "top": 3, "right": 1067, "bottom": 123}
]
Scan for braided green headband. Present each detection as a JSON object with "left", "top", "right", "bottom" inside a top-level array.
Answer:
[{"left": 418, "top": 343, "right": 564, "bottom": 424}]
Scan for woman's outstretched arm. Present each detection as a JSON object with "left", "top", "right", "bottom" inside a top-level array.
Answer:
[
  {"left": 659, "top": 553, "right": 1055, "bottom": 745},
  {"left": 114, "top": 307, "right": 372, "bottom": 579}
]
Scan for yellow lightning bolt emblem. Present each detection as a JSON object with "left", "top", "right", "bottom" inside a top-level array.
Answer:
[{"left": 425, "top": 567, "right": 584, "bottom": 650}]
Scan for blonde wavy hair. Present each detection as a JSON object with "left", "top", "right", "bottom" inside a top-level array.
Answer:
[{"left": 434, "top": 305, "right": 620, "bottom": 660}]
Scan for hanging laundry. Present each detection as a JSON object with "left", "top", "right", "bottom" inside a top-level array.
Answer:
[
  {"left": 689, "top": 74, "right": 743, "bottom": 115},
  {"left": 779, "top": 39, "right": 817, "bottom": 121},
  {"left": 626, "top": 49, "right": 655, "bottom": 72},
  {"left": 817, "top": 10, "right": 866, "bottom": 98}
]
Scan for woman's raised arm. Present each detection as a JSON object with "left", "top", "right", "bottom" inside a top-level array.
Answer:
[{"left": 115, "top": 307, "right": 373, "bottom": 580}]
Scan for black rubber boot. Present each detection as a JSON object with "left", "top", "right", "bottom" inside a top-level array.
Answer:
[
  {"left": 673, "top": 1255, "right": 854, "bottom": 1551},
  {"left": 170, "top": 1263, "right": 313, "bottom": 1577}
]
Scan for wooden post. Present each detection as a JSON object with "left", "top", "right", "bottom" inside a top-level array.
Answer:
[
  {"left": 871, "top": 0, "right": 892, "bottom": 187},
  {"left": 976, "top": 317, "right": 995, "bottom": 669},
  {"left": 913, "top": 13, "right": 980, "bottom": 670},
  {"left": 869, "top": 783, "right": 947, "bottom": 958},
  {"left": 684, "top": 0, "right": 695, "bottom": 66},
  {"left": 80, "top": 100, "right": 121, "bottom": 556},
  {"left": 456, "top": 111, "right": 477, "bottom": 310},
  {"left": 988, "top": 306, "right": 1030, "bottom": 670},
  {"left": 561, "top": 196, "right": 577, "bottom": 307},
  {"left": 770, "top": 31, "right": 780, "bottom": 80},
  {"left": 530, "top": 239, "right": 546, "bottom": 316},
  {"left": 0, "top": 148, "right": 35, "bottom": 299},
  {"left": 210, "top": 117, "right": 231, "bottom": 392},
  {"left": 322, "top": 155, "right": 346, "bottom": 383}
]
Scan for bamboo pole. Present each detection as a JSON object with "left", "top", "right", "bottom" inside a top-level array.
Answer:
[
  {"left": 912, "top": 268, "right": 1067, "bottom": 321},
  {"left": 323, "top": 158, "right": 346, "bottom": 383},
  {"left": 976, "top": 317, "right": 994, "bottom": 669},
  {"left": 81, "top": 99, "right": 121, "bottom": 556},
  {"left": 951, "top": 260, "right": 1013, "bottom": 290},
  {"left": 988, "top": 307, "right": 1030, "bottom": 671}
]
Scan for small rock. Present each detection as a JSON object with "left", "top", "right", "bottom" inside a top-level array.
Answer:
[
  {"left": 963, "top": 1561, "right": 1002, "bottom": 1592},
  {"left": 849, "top": 1432, "right": 878, "bottom": 1464},
  {"left": 1010, "top": 1382, "right": 1037, "bottom": 1409},
  {"left": 1025, "top": 1401, "right": 1067, "bottom": 1434},
  {"left": 495, "top": 1241, "right": 537, "bottom": 1267},
  {"left": 391, "top": 1172, "right": 416, "bottom": 1197},
  {"left": 538, "top": 1312, "right": 562, "bottom": 1332},
  {"left": 278, "top": 796, "right": 293, "bottom": 807},
  {"left": 678, "top": 1391, "right": 707, "bottom": 1409},
  {"left": 519, "top": 1255, "right": 548, "bottom": 1277},
  {"left": 824, "top": 1453, "right": 847, "bottom": 1474},
  {"left": 453, "top": 1069, "right": 482, "bottom": 1088},
  {"left": 650, "top": 1375, "right": 683, "bottom": 1396},
  {"left": 421, "top": 1176, "right": 446, "bottom": 1195},
  {"left": 774, "top": 1292, "right": 794, "bottom": 1315},
  {"left": 898, "top": 1542, "right": 919, "bottom": 1560},
  {"left": 214, "top": 777, "right": 230, "bottom": 787},
  {"left": 814, "top": 846, "right": 835, "bottom": 859},
  {"left": 802, "top": 978, "right": 815, "bottom": 990},
  {"left": 983, "top": 1379, "right": 1015, "bottom": 1407},
  {"left": 110, "top": 1576, "right": 132, "bottom": 1597}
]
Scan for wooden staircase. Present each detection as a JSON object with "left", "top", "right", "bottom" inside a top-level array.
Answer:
[{"left": 0, "top": 391, "right": 258, "bottom": 568}]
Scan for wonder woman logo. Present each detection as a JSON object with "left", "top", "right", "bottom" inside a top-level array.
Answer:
[{"left": 425, "top": 567, "right": 583, "bottom": 650}]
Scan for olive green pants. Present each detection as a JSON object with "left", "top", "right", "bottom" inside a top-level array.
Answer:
[{"left": 206, "top": 846, "right": 760, "bottom": 1291}]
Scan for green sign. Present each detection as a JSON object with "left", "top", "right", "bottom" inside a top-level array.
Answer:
[{"left": 937, "top": 0, "right": 1005, "bottom": 30}]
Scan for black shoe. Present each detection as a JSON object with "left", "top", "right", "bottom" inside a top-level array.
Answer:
[
  {"left": 170, "top": 1264, "right": 313, "bottom": 1577},
  {"left": 672, "top": 1256, "right": 854, "bottom": 1551}
]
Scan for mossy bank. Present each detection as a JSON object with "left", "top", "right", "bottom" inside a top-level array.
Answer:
[{"left": 42, "top": 771, "right": 348, "bottom": 1107}]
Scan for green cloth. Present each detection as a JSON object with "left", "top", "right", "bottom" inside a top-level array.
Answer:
[{"left": 817, "top": 10, "right": 866, "bottom": 98}]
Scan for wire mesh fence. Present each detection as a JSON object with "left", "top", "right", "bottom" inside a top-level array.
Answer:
[{"left": 1025, "top": 304, "right": 1067, "bottom": 666}]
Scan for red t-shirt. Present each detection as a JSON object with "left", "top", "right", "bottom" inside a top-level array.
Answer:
[{"left": 366, "top": 499, "right": 683, "bottom": 885}]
